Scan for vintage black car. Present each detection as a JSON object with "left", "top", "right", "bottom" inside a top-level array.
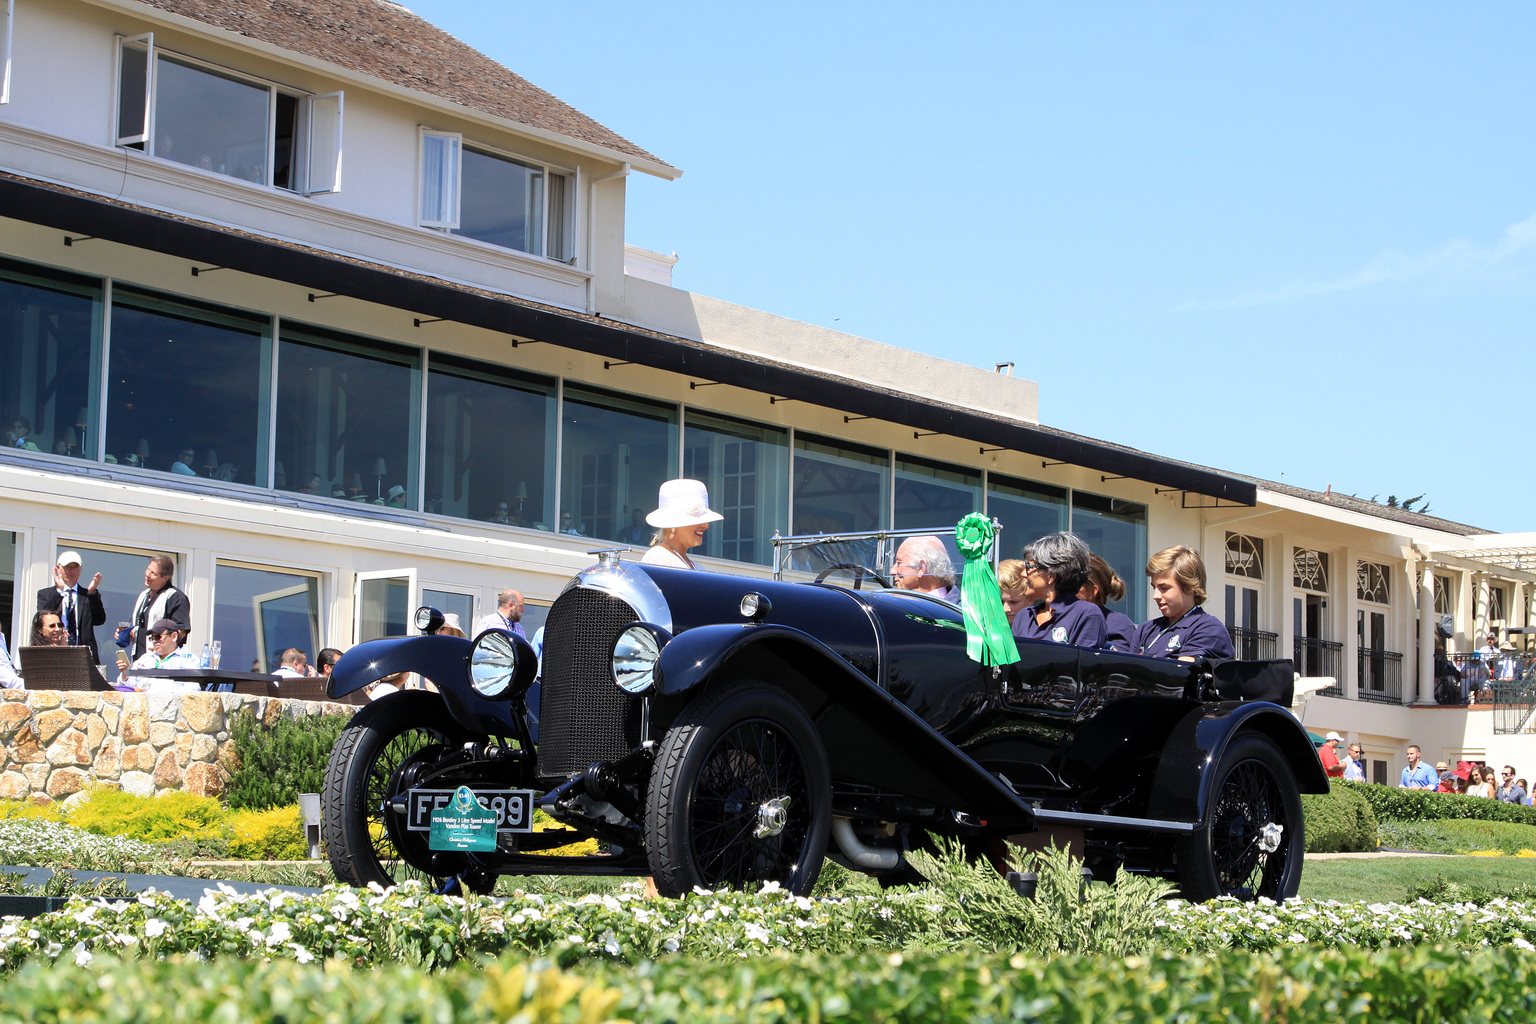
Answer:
[{"left": 321, "top": 551, "right": 1328, "bottom": 902}]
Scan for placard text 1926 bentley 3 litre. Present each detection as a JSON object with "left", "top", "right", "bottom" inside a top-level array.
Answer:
[{"left": 321, "top": 547, "right": 1327, "bottom": 902}]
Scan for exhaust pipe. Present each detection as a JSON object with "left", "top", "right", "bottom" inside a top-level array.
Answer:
[{"left": 831, "top": 818, "right": 901, "bottom": 871}]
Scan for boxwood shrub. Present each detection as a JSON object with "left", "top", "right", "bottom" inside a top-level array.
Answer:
[
  {"left": 1378, "top": 817, "right": 1536, "bottom": 856},
  {"left": 1300, "top": 784, "right": 1378, "bottom": 852},
  {"left": 225, "top": 708, "right": 349, "bottom": 811},
  {"left": 1340, "top": 779, "right": 1536, "bottom": 826}
]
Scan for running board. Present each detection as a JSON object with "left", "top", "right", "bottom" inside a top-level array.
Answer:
[{"left": 1031, "top": 807, "right": 1196, "bottom": 834}]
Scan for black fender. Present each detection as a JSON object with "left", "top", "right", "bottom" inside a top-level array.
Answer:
[
  {"left": 653, "top": 622, "right": 1036, "bottom": 827},
  {"left": 329, "top": 634, "right": 528, "bottom": 737},
  {"left": 1146, "top": 701, "right": 1330, "bottom": 827}
]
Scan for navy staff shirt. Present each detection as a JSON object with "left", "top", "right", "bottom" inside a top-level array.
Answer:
[
  {"left": 1099, "top": 607, "right": 1138, "bottom": 654},
  {"left": 1013, "top": 595, "right": 1106, "bottom": 648},
  {"left": 1133, "top": 605, "right": 1234, "bottom": 660}
]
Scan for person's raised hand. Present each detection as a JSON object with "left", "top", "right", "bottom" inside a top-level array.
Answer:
[{"left": 88, "top": 572, "right": 102, "bottom": 592}]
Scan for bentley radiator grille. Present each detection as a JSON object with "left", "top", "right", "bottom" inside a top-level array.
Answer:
[{"left": 536, "top": 586, "right": 644, "bottom": 778}]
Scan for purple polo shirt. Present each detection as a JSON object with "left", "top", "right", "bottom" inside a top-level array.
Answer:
[
  {"left": 1133, "top": 605, "right": 1234, "bottom": 660},
  {"left": 1012, "top": 595, "right": 1106, "bottom": 648},
  {"left": 1099, "top": 608, "right": 1138, "bottom": 653}
]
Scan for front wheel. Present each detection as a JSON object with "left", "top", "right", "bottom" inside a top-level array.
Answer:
[
  {"left": 1176, "top": 733, "right": 1305, "bottom": 901},
  {"left": 645, "top": 681, "right": 831, "bottom": 896},
  {"left": 322, "top": 690, "right": 477, "bottom": 889}
]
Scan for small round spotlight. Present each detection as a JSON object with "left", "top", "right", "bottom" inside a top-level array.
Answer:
[{"left": 739, "top": 593, "right": 772, "bottom": 621}]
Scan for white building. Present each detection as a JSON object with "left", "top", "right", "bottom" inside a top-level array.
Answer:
[{"left": 0, "top": 0, "right": 1530, "bottom": 782}]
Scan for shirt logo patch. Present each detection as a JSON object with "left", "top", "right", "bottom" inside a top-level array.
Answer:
[
  {"left": 1051, "top": 626, "right": 1067, "bottom": 643},
  {"left": 1168, "top": 635, "right": 1182, "bottom": 650}
]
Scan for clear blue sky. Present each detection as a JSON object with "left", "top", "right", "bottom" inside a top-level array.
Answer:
[{"left": 406, "top": 2, "right": 1534, "bottom": 533}]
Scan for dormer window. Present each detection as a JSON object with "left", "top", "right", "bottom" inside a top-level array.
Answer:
[
  {"left": 114, "top": 35, "right": 342, "bottom": 194},
  {"left": 419, "top": 129, "right": 573, "bottom": 262}
]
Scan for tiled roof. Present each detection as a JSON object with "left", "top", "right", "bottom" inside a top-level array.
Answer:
[
  {"left": 1247, "top": 478, "right": 1487, "bottom": 536},
  {"left": 132, "top": 0, "right": 674, "bottom": 171}
]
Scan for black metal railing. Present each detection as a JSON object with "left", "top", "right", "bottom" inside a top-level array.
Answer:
[
  {"left": 1294, "top": 637, "right": 1343, "bottom": 696},
  {"left": 1228, "top": 626, "right": 1278, "bottom": 662},
  {"left": 1356, "top": 648, "right": 1403, "bottom": 704}
]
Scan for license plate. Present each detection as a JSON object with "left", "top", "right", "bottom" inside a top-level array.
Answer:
[{"left": 406, "top": 789, "right": 535, "bottom": 833}]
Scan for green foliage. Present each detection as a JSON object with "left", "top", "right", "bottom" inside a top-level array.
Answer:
[
  {"left": 0, "top": 870, "right": 130, "bottom": 898},
  {"left": 66, "top": 788, "right": 230, "bottom": 844},
  {"left": 904, "top": 838, "right": 1175, "bottom": 957},
  {"left": 225, "top": 708, "right": 349, "bottom": 811},
  {"left": 227, "top": 805, "right": 308, "bottom": 860},
  {"left": 1341, "top": 779, "right": 1536, "bottom": 826},
  {"left": 1301, "top": 784, "right": 1379, "bottom": 852},
  {"left": 1300, "top": 852, "right": 1536, "bottom": 903},
  {"left": 1378, "top": 817, "right": 1536, "bottom": 855},
  {"left": 7, "top": 945, "right": 1536, "bottom": 1023},
  {"left": 1407, "top": 874, "right": 1536, "bottom": 904}
]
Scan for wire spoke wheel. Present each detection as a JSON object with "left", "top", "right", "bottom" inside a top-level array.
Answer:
[
  {"left": 1177, "top": 733, "right": 1304, "bottom": 902},
  {"left": 647, "top": 682, "right": 831, "bottom": 897}
]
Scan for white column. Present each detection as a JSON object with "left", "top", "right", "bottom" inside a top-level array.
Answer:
[
  {"left": 1274, "top": 532, "right": 1293, "bottom": 670},
  {"left": 1475, "top": 574, "right": 1491, "bottom": 644},
  {"left": 1417, "top": 557, "right": 1435, "bottom": 705},
  {"left": 1341, "top": 548, "right": 1359, "bottom": 700}
]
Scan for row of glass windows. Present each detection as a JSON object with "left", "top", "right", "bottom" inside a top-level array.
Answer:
[{"left": 0, "top": 256, "right": 1149, "bottom": 616}]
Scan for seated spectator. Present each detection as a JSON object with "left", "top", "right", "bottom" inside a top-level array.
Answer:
[
  {"left": 7, "top": 417, "right": 40, "bottom": 451},
  {"left": 118, "top": 618, "right": 199, "bottom": 693},
  {"left": 435, "top": 614, "right": 467, "bottom": 639},
  {"left": 997, "top": 559, "right": 1029, "bottom": 622},
  {"left": 316, "top": 647, "right": 344, "bottom": 677},
  {"left": 30, "top": 610, "right": 67, "bottom": 647},
  {"left": 1133, "top": 546, "right": 1234, "bottom": 661},
  {"left": 1078, "top": 553, "right": 1136, "bottom": 653},
  {"left": 890, "top": 535, "right": 961, "bottom": 603},
  {"left": 170, "top": 448, "right": 198, "bottom": 476},
  {"left": 273, "top": 649, "right": 312, "bottom": 678},
  {"left": 0, "top": 627, "right": 23, "bottom": 689},
  {"left": 386, "top": 485, "right": 407, "bottom": 509},
  {"left": 1010, "top": 532, "right": 1105, "bottom": 648},
  {"left": 1497, "top": 766, "right": 1526, "bottom": 804},
  {"left": 1341, "top": 742, "right": 1367, "bottom": 782},
  {"left": 489, "top": 502, "right": 512, "bottom": 525},
  {"left": 559, "top": 510, "right": 585, "bottom": 536}
]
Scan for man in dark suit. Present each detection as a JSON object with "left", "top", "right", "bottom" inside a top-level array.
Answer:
[{"left": 37, "top": 550, "right": 106, "bottom": 666}]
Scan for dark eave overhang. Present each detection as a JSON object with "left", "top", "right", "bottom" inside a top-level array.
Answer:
[{"left": 0, "top": 173, "right": 1255, "bottom": 505}]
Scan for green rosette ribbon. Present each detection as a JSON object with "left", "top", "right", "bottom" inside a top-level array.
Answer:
[{"left": 955, "top": 513, "right": 1020, "bottom": 666}]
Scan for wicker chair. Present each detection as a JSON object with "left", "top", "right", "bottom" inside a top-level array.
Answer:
[{"left": 19, "top": 646, "right": 110, "bottom": 691}]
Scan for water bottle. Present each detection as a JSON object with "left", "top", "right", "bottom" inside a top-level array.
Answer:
[{"left": 200, "top": 643, "right": 211, "bottom": 668}]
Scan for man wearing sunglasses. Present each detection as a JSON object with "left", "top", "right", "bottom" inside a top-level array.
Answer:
[
  {"left": 117, "top": 617, "right": 199, "bottom": 693},
  {"left": 1496, "top": 766, "right": 1527, "bottom": 805}
]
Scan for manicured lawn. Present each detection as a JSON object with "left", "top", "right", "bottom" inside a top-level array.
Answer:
[{"left": 1300, "top": 854, "right": 1536, "bottom": 902}]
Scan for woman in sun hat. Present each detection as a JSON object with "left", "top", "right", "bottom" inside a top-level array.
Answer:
[{"left": 639, "top": 479, "right": 724, "bottom": 571}]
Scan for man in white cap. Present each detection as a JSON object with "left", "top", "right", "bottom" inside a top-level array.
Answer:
[
  {"left": 640, "top": 479, "right": 724, "bottom": 570},
  {"left": 1318, "top": 731, "right": 1344, "bottom": 778},
  {"left": 37, "top": 550, "right": 105, "bottom": 665}
]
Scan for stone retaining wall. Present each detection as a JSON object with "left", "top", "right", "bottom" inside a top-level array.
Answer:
[{"left": 0, "top": 690, "right": 354, "bottom": 804}]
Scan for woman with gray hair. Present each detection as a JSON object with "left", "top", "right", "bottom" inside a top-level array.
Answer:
[{"left": 1011, "top": 532, "right": 1105, "bottom": 648}]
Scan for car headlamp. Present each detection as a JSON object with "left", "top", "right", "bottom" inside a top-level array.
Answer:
[
  {"left": 468, "top": 630, "right": 517, "bottom": 699},
  {"left": 612, "top": 623, "right": 670, "bottom": 695},
  {"left": 413, "top": 605, "right": 444, "bottom": 635}
]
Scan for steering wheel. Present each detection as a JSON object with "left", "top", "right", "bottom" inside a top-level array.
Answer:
[{"left": 811, "top": 563, "right": 891, "bottom": 590}]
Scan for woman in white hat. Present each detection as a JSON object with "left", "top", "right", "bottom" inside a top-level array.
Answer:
[{"left": 640, "top": 479, "right": 724, "bottom": 570}]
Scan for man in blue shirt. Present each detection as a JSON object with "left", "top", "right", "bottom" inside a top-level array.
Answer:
[{"left": 1399, "top": 744, "right": 1438, "bottom": 789}]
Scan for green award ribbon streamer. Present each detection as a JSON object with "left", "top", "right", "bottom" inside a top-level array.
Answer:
[{"left": 954, "top": 513, "right": 1020, "bottom": 666}]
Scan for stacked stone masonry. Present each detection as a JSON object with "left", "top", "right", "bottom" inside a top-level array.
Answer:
[{"left": 0, "top": 691, "right": 353, "bottom": 804}]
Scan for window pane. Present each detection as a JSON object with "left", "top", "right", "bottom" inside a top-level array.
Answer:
[
  {"left": 358, "top": 576, "right": 408, "bottom": 642},
  {"left": 455, "top": 147, "right": 543, "bottom": 254},
  {"left": 425, "top": 357, "right": 555, "bottom": 526},
  {"left": 0, "top": 259, "right": 99, "bottom": 461},
  {"left": 792, "top": 435, "right": 888, "bottom": 536},
  {"left": 55, "top": 545, "right": 178, "bottom": 667},
  {"left": 683, "top": 411, "right": 789, "bottom": 565},
  {"left": 214, "top": 563, "right": 319, "bottom": 673},
  {"left": 116, "top": 43, "right": 148, "bottom": 144},
  {"left": 420, "top": 132, "right": 459, "bottom": 226},
  {"left": 546, "top": 173, "right": 569, "bottom": 262},
  {"left": 1071, "top": 491, "right": 1147, "bottom": 620},
  {"left": 276, "top": 326, "right": 418, "bottom": 506},
  {"left": 154, "top": 56, "right": 270, "bottom": 183},
  {"left": 560, "top": 385, "right": 676, "bottom": 542},
  {"left": 0, "top": 531, "right": 14, "bottom": 652},
  {"left": 894, "top": 455, "right": 981, "bottom": 532},
  {"left": 106, "top": 290, "right": 264, "bottom": 484},
  {"left": 422, "top": 589, "right": 474, "bottom": 632},
  {"left": 986, "top": 473, "right": 1067, "bottom": 560}
]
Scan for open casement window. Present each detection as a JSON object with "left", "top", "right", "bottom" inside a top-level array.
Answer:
[
  {"left": 419, "top": 129, "right": 462, "bottom": 229},
  {"left": 2, "top": 0, "right": 14, "bottom": 105},
  {"left": 354, "top": 568, "right": 417, "bottom": 644},
  {"left": 301, "top": 91, "right": 344, "bottom": 194},
  {"left": 114, "top": 33, "right": 154, "bottom": 147}
]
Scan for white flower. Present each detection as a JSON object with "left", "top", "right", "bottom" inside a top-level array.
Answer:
[
  {"left": 266, "top": 921, "right": 291, "bottom": 946},
  {"left": 144, "top": 919, "right": 167, "bottom": 938},
  {"left": 72, "top": 943, "right": 92, "bottom": 966},
  {"left": 291, "top": 944, "right": 314, "bottom": 963},
  {"left": 743, "top": 923, "right": 771, "bottom": 944},
  {"left": 664, "top": 937, "right": 680, "bottom": 953},
  {"left": 603, "top": 934, "right": 621, "bottom": 956}
]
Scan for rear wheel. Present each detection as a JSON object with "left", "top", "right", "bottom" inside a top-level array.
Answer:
[
  {"left": 1176, "top": 733, "right": 1304, "bottom": 901},
  {"left": 322, "top": 691, "right": 479, "bottom": 889},
  {"left": 645, "top": 681, "right": 831, "bottom": 896}
]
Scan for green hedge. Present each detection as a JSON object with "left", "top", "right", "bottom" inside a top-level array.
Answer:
[
  {"left": 1301, "top": 784, "right": 1379, "bottom": 852},
  {"left": 1378, "top": 818, "right": 1536, "bottom": 856},
  {"left": 1338, "top": 779, "right": 1536, "bottom": 826},
  {"left": 8, "top": 946, "right": 1536, "bottom": 1023},
  {"left": 224, "top": 709, "right": 349, "bottom": 811}
]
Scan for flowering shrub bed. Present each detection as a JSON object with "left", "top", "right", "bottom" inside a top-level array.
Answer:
[
  {"left": 4, "top": 945, "right": 1536, "bottom": 1023},
  {"left": 2, "top": 881, "right": 1536, "bottom": 972},
  {"left": 0, "top": 817, "right": 163, "bottom": 871}
]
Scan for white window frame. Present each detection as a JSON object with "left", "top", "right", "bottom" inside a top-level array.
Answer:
[
  {"left": 354, "top": 567, "right": 418, "bottom": 645},
  {"left": 418, "top": 130, "right": 576, "bottom": 260},
  {"left": 113, "top": 38, "right": 342, "bottom": 194},
  {"left": 1, "top": 0, "right": 15, "bottom": 106}
]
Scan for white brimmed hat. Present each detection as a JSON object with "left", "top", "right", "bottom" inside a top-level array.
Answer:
[
  {"left": 645, "top": 478, "right": 724, "bottom": 529},
  {"left": 56, "top": 551, "right": 83, "bottom": 568},
  {"left": 1325, "top": 731, "right": 1343, "bottom": 742}
]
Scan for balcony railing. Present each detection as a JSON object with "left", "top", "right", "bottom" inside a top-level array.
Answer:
[
  {"left": 1294, "top": 637, "right": 1343, "bottom": 696},
  {"left": 1356, "top": 648, "right": 1403, "bottom": 704},
  {"left": 1448, "top": 653, "right": 1536, "bottom": 732},
  {"left": 1228, "top": 626, "right": 1278, "bottom": 662}
]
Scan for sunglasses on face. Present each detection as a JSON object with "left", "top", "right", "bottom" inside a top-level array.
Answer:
[
  {"left": 1024, "top": 561, "right": 1044, "bottom": 573},
  {"left": 148, "top": 631, "right": 172, "bottom": 640}
]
